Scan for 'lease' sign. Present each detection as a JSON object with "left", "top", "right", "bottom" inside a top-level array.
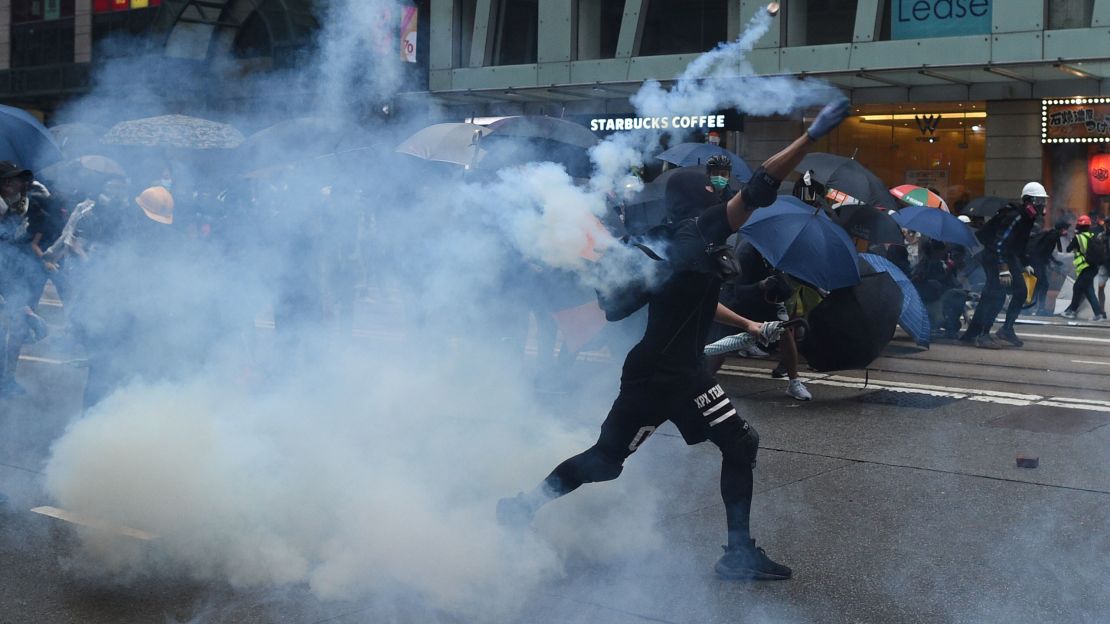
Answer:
[{"left": 891, "top": 0, "right": 991, "bottom": 40}]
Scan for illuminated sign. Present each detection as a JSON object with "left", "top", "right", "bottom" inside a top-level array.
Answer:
[
  {"left": 589, "top": 115, "right": 727, "bottom": 133},
  {"left": 93, "top": 0, "right": 161, "bottom": 12},
  {"left": 891, "top": 0, "right": 991, "bottom": 40},
  {"left": 1042, "top": 98, "right": 1110, "bottom": 144}
]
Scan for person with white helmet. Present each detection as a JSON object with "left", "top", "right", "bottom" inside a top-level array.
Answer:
[{"left": 960, "top": 182, "right": 1047, "bottom": 348}]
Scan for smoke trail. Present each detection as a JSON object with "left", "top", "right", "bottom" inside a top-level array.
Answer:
[{"left": 28, "top": 2, "right": 832, "bottom": 620}]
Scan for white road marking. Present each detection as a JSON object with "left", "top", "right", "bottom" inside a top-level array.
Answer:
[
  {"left": 1015, "top": 332, "right": 1110, "bottom": 344},
  {"left": 719, "top": 364, "right": 1110, "bottom": 411},
  {"left": 1072, "top": 359, "right": 1110, "bottom": 366},
  {"left": 17, "top": 355, "right": 64, "bottom": 365}
]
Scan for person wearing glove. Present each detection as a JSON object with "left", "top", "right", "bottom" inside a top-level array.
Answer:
[
  {"left": 960, "top": 181, "right": 1045, "bottom": 348},
  {"left": 498, "top": 96, "right": 851, "bottom": 584}
]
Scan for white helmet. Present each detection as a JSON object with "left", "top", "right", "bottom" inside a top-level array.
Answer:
[
  {"left": 1021, "top": 181, "right": 1048, "bottom": 198},
  {"left": 957, "top": 215, "right": 971, "bottom": 223}
]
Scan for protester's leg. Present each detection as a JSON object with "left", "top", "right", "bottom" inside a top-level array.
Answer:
[
  {"left": 706, "top": 415, "right": 759, "bottom": 548},
  {"left": 1002, "top": 271, "right": 1027, "bottom": 330},
  {"left": 779, "top": 331, "right": 811, "bottom": 400},
  {"left": 1032, "top": 264, "right": 1051, "bottom": 313},
  {"left": 1080, "top": 268, "right": 1105, "bottom": 316},
  {"left": 498, "top": 384, "right": 660, "bottom": 524},
  {"left": 963, "top": 266, "right": 1002, "bottom": 339},
  {"left": 941, "top": 290, "right": 967, "bottom": 337},
  {"left": 1068, "top": 268, "right": 1096, "bottom": 314}
]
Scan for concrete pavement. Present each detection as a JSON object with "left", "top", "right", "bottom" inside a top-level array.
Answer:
[{"left": 1, "top": 301, "right": 1108, "bottom": 623}]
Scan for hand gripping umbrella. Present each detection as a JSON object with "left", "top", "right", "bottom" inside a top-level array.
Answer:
[{"left": 796, "top": 152, "right": 898, "bottom": 211}]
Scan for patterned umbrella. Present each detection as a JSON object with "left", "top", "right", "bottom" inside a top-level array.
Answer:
[
  {"left": 890, "top": 184, "right": 949, "bottom": 212},
  {"left": 102, "top": 114, "right": 245, "bottom": 149},
  {"left": 860, "top": 253, "right": 931, "bottom": 348}
]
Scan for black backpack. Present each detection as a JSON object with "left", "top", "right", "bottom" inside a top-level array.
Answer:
[{"left": 1084, "top": 231, "right": 1108, "bottom": 268}]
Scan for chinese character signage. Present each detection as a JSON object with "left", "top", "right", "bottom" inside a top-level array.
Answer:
[
  {"left": 1043, "top": 99, "right": 1110, "bottom": 144},
  {"left": 94, "top": 0, "right": 161, "bottom": 12},
  {"left": 401, "top": 6, "right": 418, "bottom": 63},
  {"left": 891, "top": 0, "right": 991, "bottom": 40}
]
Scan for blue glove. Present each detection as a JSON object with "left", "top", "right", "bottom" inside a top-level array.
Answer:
[{"left": 806, "top": 97, "right": 850, "bottom": 141}]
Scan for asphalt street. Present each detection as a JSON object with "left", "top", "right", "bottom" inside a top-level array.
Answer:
[{"left": 1, "top": 294, "right": 1108, "bottom": 624}]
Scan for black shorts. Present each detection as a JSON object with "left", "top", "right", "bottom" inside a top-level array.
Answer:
[{"left": 596, "top": 373, "right": 753, "bottom": 462}]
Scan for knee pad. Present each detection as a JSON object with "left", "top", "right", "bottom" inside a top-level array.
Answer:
[
  {"left": 722, "top": 423, "right": 760, "bottom": 469},
  {"left": 571, "top": 444, "right": 624, "bottom": 483}
]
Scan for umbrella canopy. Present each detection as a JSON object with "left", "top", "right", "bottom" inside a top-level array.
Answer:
[
  {"left": 480, "top": 116, "right": 598, "bottom": 178},
  {"left": 102, "top": 114, "right": 245, "bottom": 149},
  {"left": 891, "top": 205, "right": 979, "bottom": 249},
  {"left": 395, "top": 122, "right": 490, "bottom": 167},
  {"left": 656, "top": 143, "right": 753, "bottom": 180},
  {"left": 860, "top": 253, "right": 931, "bottom": 348},
  {"left": 38, "top": 155, "right": 127, "bottom": 184},
  {"left": 891, "top": 184, "right": 949, "bottom": 212},
  {"left": 49, "top": 123, "right": 106, "bottom": 159},
  {"left": 834, "top": 202, "right": 905, "bottom": 244},
  {"left": 239, "top": 117, "right": 368, "bottom": 173},
  {"left": 485, "top": 116, "right": 599, "bottom": 149},
  {"left": 739, "top": 195, "right": 861, "bottom": 291},
  {"left": 0, "top": 104, "right": 64, "bottom": 171},
  {"left": 797, "top": 153, "right": 898, "bottom": 211},
  {"left": 799, "top": 272, "right": 902, "bottom": 372},
  {"left": 622, "top": 166, "right": 744, "bottom": 236},
  {"left": 963, "top": 196, "right": 1010, "bottom": 220}
]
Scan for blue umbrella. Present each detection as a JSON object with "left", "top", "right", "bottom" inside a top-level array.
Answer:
[
  {"left": 739, "top": 196, "right": 861, "bottom": 291},
  {"left": 0, "top": 104, "right": 63, "bottom": 172},
  {"left": 657, "top": 143, "right": 753, "bottom": 181},
  {"left": 860, "top": 253, "right": 931, "bottom": 348},
  {"left": 890, "top": 205, "right": 979, "bottom": 249}
]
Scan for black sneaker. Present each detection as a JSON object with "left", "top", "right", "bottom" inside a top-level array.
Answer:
[
  {"left": 496, "top": 493, "right": 535, "bottom": 528},
  {"left": 714, "top": 541, "right": 792, "bottom": 580},
  {"left": 974, "top": 335, "right": 1002, "bottom": 350},
  {"left": 994, "top": 328, "right": 1023, "bottom": 347},
  {"left": 770, "top": 362, "right": 788, "bottom": 379}
]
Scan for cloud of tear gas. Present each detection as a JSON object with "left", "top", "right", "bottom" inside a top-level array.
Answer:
[{"left": 31, "top": 0, "right": 828, "bottom": 619}]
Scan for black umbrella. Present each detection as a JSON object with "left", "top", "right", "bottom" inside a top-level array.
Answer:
[
  {"left": 963, "top": 196, "right": 1011, "bottom": 220},
  {"left": 799, "top": 272, "right": 902, "bottom": 372},
  {"left": 834, "top": 203, "right": 905, "bottom": 244},
  {"left": 239, "top": 117, "right": 363, "bottom": 173},
  {"left": 621, "top": 166, "right": 743, "bottom": 236},
  {"left": 797, "top": 153, "right": 898, "bottom": 211},
  {"left": 480, "top": 116, "right": 600, "bottom": 178},
  {"left": 485, "top": 116, "right": 599, "bottom": 149}
]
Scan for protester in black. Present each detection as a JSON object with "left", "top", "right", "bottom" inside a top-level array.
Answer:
[
  {"left": 1027, "top": 220, "right": 1067, "bottom": 316},
  {"left": 496, "top": 97, "right": 850, "bottom": 581},
  {"left": 961, "top": 182, "right": 1046, "bottom": 348}
]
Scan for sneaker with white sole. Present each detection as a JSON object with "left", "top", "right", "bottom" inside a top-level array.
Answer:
[{"left": 786, "top": 379, "right": 812, "bottom": 401}]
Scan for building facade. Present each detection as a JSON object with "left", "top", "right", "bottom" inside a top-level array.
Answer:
[{"left": 421, "top": 0, "right": 1110, "bottom": 218}]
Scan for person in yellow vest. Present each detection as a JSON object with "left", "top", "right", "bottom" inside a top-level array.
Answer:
[{"left": 1061, "top": 215, "right": 1107, "bottom": 320}]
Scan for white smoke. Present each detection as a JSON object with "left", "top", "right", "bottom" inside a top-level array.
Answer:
[{"left": 31, "top": 1, "right": 835, "bottom": 619}]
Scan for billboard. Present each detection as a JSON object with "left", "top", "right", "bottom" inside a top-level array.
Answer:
[
  {"left": 1042, "top": 99, "right": 1110, "bottom": 144},
  {"left": 401, "top": 6, "right": 418, "bottom": 63}
]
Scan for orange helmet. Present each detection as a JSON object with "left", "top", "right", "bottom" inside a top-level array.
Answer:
[
  {"left": 136, "top": 186, "right": 174, "bottom": 224},
  {"left": 1077, "top": 215, "right": 1092, "bottom": 227}
]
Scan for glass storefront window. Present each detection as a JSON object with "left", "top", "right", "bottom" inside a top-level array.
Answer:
[
  {"left": 812, "top": 103, "right": 988, "bottom": 211},
  {"left": 575, "top": 0, "right": 622, "bottom": 60},
  {"left": 787, "top": 0, "right": 858, "bottom": 46},
  {"left": 1047, "top": 0, "right": 1093, "bottom": 29},
  {"left": 12, "top": 0, "right": 76, "bottom": 23},
  {"left": 640, "top": 0, "right": 727, "bottom": 56},
  {"left": 493, "top": 0, "right": 537, "bottom": 65}
]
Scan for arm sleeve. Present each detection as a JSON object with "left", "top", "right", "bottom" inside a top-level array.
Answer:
[{"left": 697, "top": 203, "right": 733, "bottom": 243}]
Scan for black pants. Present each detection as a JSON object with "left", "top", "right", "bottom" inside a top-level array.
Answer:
[
  {"left": 965, "top": 255, "right": 1023, "bottom": 338},
  {"left": 1067, "top": 267, "right": 1105, "bottom": 316},
  {"left": 1030, "top": 262, "right": 1051, "bottom": 311},
  {"left": 541, "top": 373, "right": 760, "bottom": 548}
]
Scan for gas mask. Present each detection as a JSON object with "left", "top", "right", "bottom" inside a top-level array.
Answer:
[{"left": 1023, "top": 196, "right": 1046, "bottom": 219}]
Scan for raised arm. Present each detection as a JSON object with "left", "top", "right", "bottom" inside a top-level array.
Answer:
[{"left": 725, "top": 97, "right": 850, "bottom": 231}]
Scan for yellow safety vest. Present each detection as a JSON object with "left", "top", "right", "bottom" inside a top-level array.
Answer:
[{"left": 1074, "top": 231, "right": 1092, "bottom": 273}]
